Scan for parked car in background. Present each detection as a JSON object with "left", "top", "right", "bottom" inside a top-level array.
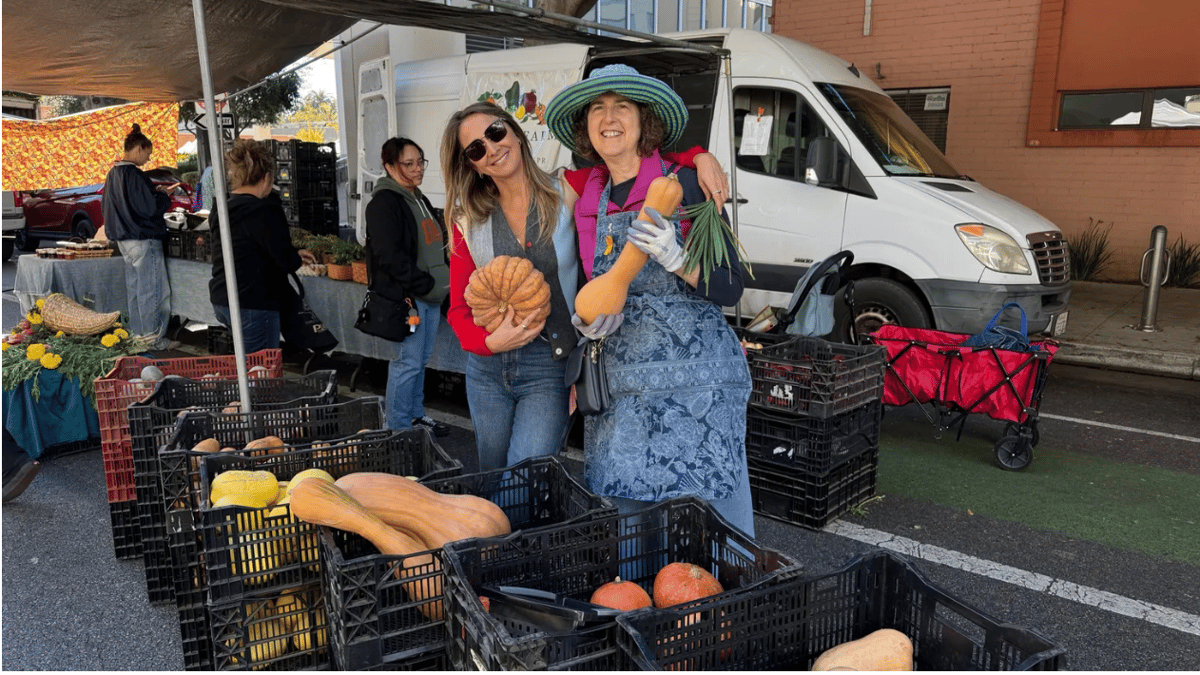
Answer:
[
  {"left": 3, "top": 190, "right": 26, "bottom": 260},
  {"left": 15, "top": 169, "right": 193, "bottom": 251}
]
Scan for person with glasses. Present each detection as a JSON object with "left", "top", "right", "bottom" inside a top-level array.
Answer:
[
  {"left": 544, "top": 64, "right": 754, "bottom": 536},
  {"left": 364, "top": 137, "right": 451, "bottom": 437}
]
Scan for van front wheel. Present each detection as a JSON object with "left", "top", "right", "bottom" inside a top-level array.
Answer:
[{"left": 835, "top": 277, "right": 930, "bottom": 343}]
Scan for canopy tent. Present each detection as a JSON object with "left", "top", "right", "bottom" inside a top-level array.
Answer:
[{"left": 1, "top": 102, "right": 179, "bottom": 191}]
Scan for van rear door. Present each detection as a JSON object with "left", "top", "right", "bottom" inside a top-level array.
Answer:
[{"left": 355, "top": 56, "right": 397, "bottom": 244}]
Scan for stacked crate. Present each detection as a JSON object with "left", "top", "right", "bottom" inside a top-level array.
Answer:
[
  {"left": 743, "top": 335, "right": 887, "bottom": 528},
  {"left": 157, "top": 397, "right": 464, "bottom": 670},
  {"left": 270, "top": 140, "right": 338, "bottom": 236},
  {"left": 93, "top": 351, "right": 283, "bottom": 561}
]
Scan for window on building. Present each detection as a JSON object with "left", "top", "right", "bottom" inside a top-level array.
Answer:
[
  {"left": 1058, "top": 87, "right": 1200, "bottom": 129},
  {"left": 731, "top": 87, "right": 834, "bottom": 181},
  {"left": 886, "top": 87, "right": 950, "bottom": 153},
  {"left": 585, "top": 0, "right": 772, "bottom": 34}
]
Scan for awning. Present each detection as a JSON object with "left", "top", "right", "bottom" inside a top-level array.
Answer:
[{"left": 1, "top": 0, "right": 356, "bottom": 101}]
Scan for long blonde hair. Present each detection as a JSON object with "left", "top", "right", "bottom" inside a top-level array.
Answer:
[{"left": 439, "top": 102, "right": 560, "bottom": 248}]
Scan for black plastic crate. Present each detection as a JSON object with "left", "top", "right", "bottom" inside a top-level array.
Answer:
[
  {"left": 109, "top": 499, "right": 141, "bottom": 560},
  {"left": 207, "top": 326, "right": 233, "bottom": 355},
  {"left": 166, "top": 229, "right": 215, "bottom": 263},
  {"left": 195, "top": 428, "right": 461, "bottom": 604},
  {"left": 745, "top": 401, "right": 882, "bottom": 476},
  {"left": 208, "top": 582, "right": 331, "bottom": 671},
  {"left": 321, "top": 456, "right": 615, "bottom": 669},
  {"left": 748, "top": 337, "right": 886, "bottom": 418},
  {"left": 297, "top": 180, "right": 336, "bottom": 200},
  {"left": 296, "top": 163, "right": 335, "bottom": 183},
  {"left": 128, "top": 372, "right": 341, "bottom": 606},
  {"left": 276, "top": 160, "right": 294, "bottom": 183},
  {"left": 177, "top": 598, "right": 215, "bottom": 671},
  {"left": 352, "top": 646, "right": 450, "bottom": 670},
  {"left": 617, "top": 549, "right": 1067, "bottom": 670},
  {"left": 748, "top": 445, "right": 879, "bottom": 530},
  {"left": 441, "top": 496, "right": 803, "bottom": 671}
]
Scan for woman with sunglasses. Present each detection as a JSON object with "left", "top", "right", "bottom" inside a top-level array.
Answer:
[{"left": 364, "top": 137, "right": 451, "bottom": 436}]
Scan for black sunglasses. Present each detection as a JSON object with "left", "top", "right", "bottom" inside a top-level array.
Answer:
[{"left": 462, "top": 119, "right": 509, "bottom": 162}]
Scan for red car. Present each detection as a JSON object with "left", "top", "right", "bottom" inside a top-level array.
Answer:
[{"left": 15, "top": 169, "right": 193, "bottom": 251}]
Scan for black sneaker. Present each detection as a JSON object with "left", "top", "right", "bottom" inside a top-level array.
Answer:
[
  {"left": 413, "top": 416, "right": 451, "bottom": 438},
  {"left": 3, "top": 458, "right": 41, "bottom": 503}
]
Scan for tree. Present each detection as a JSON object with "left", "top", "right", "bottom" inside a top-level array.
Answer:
[
  {"left": 285, "top": 90, "right": 338, "bottom": 143},
  {"left": 41, "top": 95, "right": 127, "bottom": 117},
  {"left": 227, "top": 71, "right": 303, "bottom": 138}
]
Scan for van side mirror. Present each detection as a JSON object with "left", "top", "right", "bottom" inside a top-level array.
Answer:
[{"left": 804, "top": 137, "right": 840, "bottom": 187}]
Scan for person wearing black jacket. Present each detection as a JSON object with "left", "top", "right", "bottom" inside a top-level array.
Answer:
[
  {"left": 209, "top": 140, "right": 315, "bottom": 353},
  {"left": 365, "top": 138, "right": 450, "bottom": 436},
  {"left": 101, "top": 124, "right": 174, "bottom": 349}
]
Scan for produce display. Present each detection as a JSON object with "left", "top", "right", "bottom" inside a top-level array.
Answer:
[
  {"left": 573, "top": 173, "right": 684, "bottom": 324},
  {"left": 464, "top": 255, "right": 551, "bottom": 332}
]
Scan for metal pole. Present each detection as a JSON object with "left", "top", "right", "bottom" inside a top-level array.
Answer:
[
  {"left": 1135, "top": 225, "right": 1171, "bottom": 333},
  {"left": 192, "top": 0, "right": 252, "bottom": 413},
  {"left": 722, "top": 53, "right": 742, "bottom": 325}
]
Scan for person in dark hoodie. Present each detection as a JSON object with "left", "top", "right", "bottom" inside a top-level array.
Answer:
[
  {"left": 364, "top": 137, "right": 451, "bottom": 436},
  {"left": 101, "top": 124, "right": 174, "bottom": 349},
  {"left": 209, "top": 140, "right": 315, "bottom": 353}
]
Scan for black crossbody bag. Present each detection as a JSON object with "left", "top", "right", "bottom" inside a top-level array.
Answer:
[{"left": 565, "top": 337, "right": 610, "bottom": 415}]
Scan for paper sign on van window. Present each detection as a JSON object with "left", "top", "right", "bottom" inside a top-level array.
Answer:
[{"left": 739, "top": 114, "right": 773, "bottom": 156}]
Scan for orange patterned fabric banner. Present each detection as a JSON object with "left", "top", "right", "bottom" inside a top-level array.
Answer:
[{"left": 2, "top": 102, "right": 178, "bottom": 191}]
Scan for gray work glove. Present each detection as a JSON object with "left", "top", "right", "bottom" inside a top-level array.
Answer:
[
  {"left": 571, "top": 312, "right": 624, "bottom": 340},
  {"left": 627, "top": 207, "right": 684, "bottom": 273}
]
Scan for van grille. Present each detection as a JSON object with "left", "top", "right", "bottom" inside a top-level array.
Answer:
[{"left": 1027, "top": 231, "right": 1070, "bottom": 285}]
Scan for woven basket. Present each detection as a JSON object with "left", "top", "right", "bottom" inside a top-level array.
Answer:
[
  {"left": 40, "top": 293, "right": 121, "bottom": 336},
  {"left": 327, "top": 263, "right": 353, "bottom": 281},
  {"left": 351, "top": 260, "right": 369, "bottom": 284}
]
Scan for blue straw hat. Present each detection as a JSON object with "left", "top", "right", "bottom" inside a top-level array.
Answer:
[{"left": 545, "top": 64, "right": 688, "bottom": 156}]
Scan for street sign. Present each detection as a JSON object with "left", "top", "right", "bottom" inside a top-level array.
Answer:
[{"left": 194, "top": 112, "right": 234, "bottom": 130}]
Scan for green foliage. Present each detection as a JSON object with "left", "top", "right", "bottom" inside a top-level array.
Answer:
[
  {"left": 290, "top": 227, "right": 314, "bottom": 251},
  {"left": 177, "top": 154, "right": 199, "bottom": 178},
  {"left": 2, "top": 306, "right": 153, "bottom": 403},
  {"left": 41, "top": 95, "right": 127, "bottom": 117},
  {"left": 678, "top": 199, "right": 754, "bottom": 286},
  {"left": 1066, "top": 218, "right": 1115, "bottom": 281},
  {"left": 332, "top": 238, "right": 365, "bottom": 266},
  {"left": 302, "top": 234, "right": 339, "bottom": 257},
  {"left": 227, "top": 71, "right": 303, "bottom": 137},
  {"left": 1164, "top": 235, "right": 1200, "bottom": 288}
]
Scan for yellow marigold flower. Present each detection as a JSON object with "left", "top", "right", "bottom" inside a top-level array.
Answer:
[
  {"left": 114, "top": 328, "right": 129, "bottom": 339},
  {"left": 40, "top": 353, "right": 63, "bottom": 369},
  {"left": 2, "top": 342, "right": 9, "bottom": 352},
  {"left": 100, "top": 334, "right": 119, "bottom": 348},
  {"left": 27, "top": 312, "right": 43, "bottom": 325},
  {"left": 35, "top": 298, "right": 45, "bottom": 309},
  {"left": 55, "top": 331, "right": 65, "bottom": 338},
  {"left": 26, "top": 343, "right": 46, "bottom": 360}
]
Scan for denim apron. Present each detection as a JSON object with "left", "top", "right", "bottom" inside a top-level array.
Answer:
[{"left": 582, "top": 169, "right": 752, "bottom": 503}]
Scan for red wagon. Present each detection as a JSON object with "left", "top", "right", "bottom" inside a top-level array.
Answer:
[{"left": 867, "top": 324, "right": 1058, "bottom": 470}]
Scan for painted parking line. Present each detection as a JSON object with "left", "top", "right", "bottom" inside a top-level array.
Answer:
[
  {"left": 826, "top": 521, "right": 1200, "bottom": 638},
  {"left": 1039, "top": 412, "right": 1200, "bottom": 444}
]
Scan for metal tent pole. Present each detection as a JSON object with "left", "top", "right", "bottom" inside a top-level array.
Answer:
[
  {"left": 192, "top": 0, "right": 252, "bottom": 413},
  {"left": 722, "top": 52, "right": 741, "bottom": 325}
]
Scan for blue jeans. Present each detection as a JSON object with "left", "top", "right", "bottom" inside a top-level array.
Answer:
[
  {"left": 466, "top": 339, "right": 570, "bottom": 473},
  {"left": 386, "top": 298, "right": 440, "bottom": 430},
  {"left": 117, "top": 239, "right": 171, "bottom": 348},
  {"left": 213, "top": 304, "right": 281, "bottom": 354}
]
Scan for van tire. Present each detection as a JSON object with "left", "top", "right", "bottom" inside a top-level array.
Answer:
[{"left": 835, "top": 277, "right": 930, "bottom": 343}]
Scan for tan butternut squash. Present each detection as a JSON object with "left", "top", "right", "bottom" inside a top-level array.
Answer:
[
  {"left": 288, "top": 478, "right": 444, "bottom": 619},
  {"left": 574, "top": 174, "right": 684, "bottom": 324},
  {"left": 333, "top": 472, "right": 511, "bottom": 548},
  {"left": 810, "top": 628, "right": 914, "bottom": 671}
]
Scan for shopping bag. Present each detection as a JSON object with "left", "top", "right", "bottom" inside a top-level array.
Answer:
[{"left": 280, "top": 273, "right": 338, "bottom": 353}]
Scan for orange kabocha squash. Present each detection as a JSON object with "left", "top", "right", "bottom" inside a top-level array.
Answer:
[
  {"left": 652, "top": 562, "right": 724, "bottom": 608},
  {"left": 590, "top": 576, "right": 653, "bottom": 611},
  {"left": 573, "top": 174, "right": 684, "bottom": 324},
  {"left": 465, "top": 255, "right": 551, "bottom": 332}
]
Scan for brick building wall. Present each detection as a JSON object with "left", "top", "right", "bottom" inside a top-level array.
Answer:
[{"left": 772, "top": 0, "right": 1199, "bottom": 281}]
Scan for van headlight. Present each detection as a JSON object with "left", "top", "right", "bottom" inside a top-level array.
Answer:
[{"left": 955, "top": 224, "right": 1031, "bottom": 275}]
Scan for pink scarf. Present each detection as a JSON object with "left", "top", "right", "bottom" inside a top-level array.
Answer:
[{"left": 575, "top": 150, "right": 676, "bottom": 280}]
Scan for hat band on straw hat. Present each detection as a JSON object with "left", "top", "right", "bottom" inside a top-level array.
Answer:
[{"left": 545, "top": 64, "right": 688, "bottom": 157}]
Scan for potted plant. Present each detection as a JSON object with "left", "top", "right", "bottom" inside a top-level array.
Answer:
[
  {"left": 326, "top": 238, "right": 355, "bottom": 281},
  {"left": 346, "top": 242, "right": 369, "bottom": 284}
]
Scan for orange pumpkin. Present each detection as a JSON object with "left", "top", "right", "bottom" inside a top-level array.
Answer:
[
  {"left": 589, "top": 576, "right": 652, "bottom": 611},
  {"left": 652, "top": 562, "right": 724, "bottom": 609},
  {"left": 465, "top": 255, "right": 551, "bottom": 333}
]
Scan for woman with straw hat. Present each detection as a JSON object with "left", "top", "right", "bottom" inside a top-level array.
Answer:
[{"left": 546, "top": 64, "right": 754, "bottom": 536}]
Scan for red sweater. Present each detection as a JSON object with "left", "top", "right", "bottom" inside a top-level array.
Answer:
[{"left": 446, "top": 146, "right": 707, "bottom": 355}]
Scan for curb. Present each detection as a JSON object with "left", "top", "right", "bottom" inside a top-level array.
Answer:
[{"left": 1054, "top": 341, "right": 1200, "bottom": 381}]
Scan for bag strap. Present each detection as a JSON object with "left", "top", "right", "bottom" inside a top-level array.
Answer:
[
  {"left": 288, "top": 271, "right": 306, "bottom": 301},
  {"left": 985, "top": 302, "right": 1027, "bottom": 337}
]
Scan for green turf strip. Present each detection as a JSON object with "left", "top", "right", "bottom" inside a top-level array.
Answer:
[{"left": 877, "top": 420, "right": 1200, "bottom": 566}]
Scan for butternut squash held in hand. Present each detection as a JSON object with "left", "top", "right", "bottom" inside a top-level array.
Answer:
[
  {"left": 288, "top": 478, "right": 445, "bottom": 620},
  {"left": 574, "top": 174, "right": 684, "bottom": 324}
]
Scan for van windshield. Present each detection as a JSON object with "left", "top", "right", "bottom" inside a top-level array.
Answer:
[{"left": 818, "top": 83, "right": 962, "bottom": 178}]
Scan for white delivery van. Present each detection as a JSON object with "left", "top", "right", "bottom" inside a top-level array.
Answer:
[{"left": 355, "top": 28, "right": 1070, "bottom": 340}]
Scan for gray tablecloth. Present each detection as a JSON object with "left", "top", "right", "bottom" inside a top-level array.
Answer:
[
  {"left": 164, "top": 259, "right": 468, "bottom": 373},
  {"left": 13, "top": 255, "right": 129, "bottom": 315}
]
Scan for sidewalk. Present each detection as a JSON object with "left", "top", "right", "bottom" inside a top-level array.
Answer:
[{"left": 1052, "top": 281, "right": 1200, "bottom": 380}]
